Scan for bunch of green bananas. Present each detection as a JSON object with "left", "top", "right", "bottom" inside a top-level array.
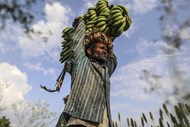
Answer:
[
  {"left": 83, "top": 0, "right": 131, "bottom": 38},
  {"left": 107, "top": 4, "right": 132, "bottom": 37},
  {"left": 59, "top": 27, "right": 74, "bottom": 63}
]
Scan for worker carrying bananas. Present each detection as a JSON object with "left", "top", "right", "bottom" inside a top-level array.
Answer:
[{"left": 55, "top": 17, "right": 117, "bottom": 127}]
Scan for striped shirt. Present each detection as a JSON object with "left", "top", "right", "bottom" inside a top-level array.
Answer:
[{"left": 63, "top": 21, "right": 117, "bottom": 127}]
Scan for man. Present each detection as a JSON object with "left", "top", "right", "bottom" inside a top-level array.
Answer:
[{"left": 56, "top": 19, "right": 117, "bottom": 127}]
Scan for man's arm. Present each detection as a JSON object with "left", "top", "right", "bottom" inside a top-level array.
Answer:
[
  {"left": 71, "top": 19, "right": 86, "bottom": 60},
  {"left": 106, "top": 48, "right": 117, "bottom": 77}
]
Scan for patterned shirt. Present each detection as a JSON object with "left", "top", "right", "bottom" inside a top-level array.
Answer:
[{"left": 63, "top": 21, "right": 117, "bottom": 127}]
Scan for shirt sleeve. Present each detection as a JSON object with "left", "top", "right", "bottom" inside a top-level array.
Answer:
[
  {"left": 70, "top": 20, "right": 86, "bottom": 60},
  {"left": 106, "top": 48, "right": 117, "bottom": 77}
]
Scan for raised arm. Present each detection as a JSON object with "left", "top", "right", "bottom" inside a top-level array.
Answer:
[
  {"left": 106, "top": 48, "right": 117, "bottom": 77},
  {"left": 71, "top": 19, "right": 86, "bottom": 60}
]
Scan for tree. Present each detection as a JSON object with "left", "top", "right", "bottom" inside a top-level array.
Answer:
[
  {"left": 0, "top": 116, "right": 11, "bottom": 127},
  {"left": 0, "top": 0, "right": 44, "bottom": 32},
  {"left": 0, "top": 81, "right": 10, "bottom": 115},
  {"left": 0, "top": 81, "right": 57, "bottom": 126},
  {"left": 11, "top": 100, "right": 57, "bottom": 127}
]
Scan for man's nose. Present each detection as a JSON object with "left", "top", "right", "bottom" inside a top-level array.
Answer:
[{"left": 102, "top": 49, "right": 107, "bottom": 54}]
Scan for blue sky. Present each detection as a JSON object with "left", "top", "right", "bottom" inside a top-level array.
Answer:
[{"left": 0, "top": 0, "right": 190, "bottom": 126}]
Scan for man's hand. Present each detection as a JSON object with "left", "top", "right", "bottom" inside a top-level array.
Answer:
[
  {"left": 63, "top": 95, "right": 69, "bottom": 104},
  {"left": 72, "top": 16, "right": 83, "bottom": 28}
]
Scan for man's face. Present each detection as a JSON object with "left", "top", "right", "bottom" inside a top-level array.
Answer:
[{"left": 92, "top": 42, "right": 108, "bottom": 63}]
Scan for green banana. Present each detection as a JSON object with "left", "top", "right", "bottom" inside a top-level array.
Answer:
[
  {"left": 97, "top": 15, "right": 107, "bottom": 19},
  {"left": 86, "top": 29, "right": 90, "bottom": 33},
  {"left": 90, "top": 16, "right": 97, "bottom": 21},
  {"left": 64, "top": 35, "right": 71, "bottom": 42},
  {"left": 127, "top": 16, "right": 132, "bottom": 24},
  {"left": 101, "top": 7, "right": 110, "bottom": 13},
  {"left": 99, "top": 24, "right": 107, "bottom": 31},
  {"left": 112, "top": 15, "right": 123, "bottom": 23},
  {"left": 62, "top": 27, "right": 73, "bottom": 34},
  {"left": 117, "top": 21, "right": 126, "bottom": 35},
  {"left": 97, "top": 3, "right": 107, "bottom": 9},
  {"left": 111, "top": 12, "right": 122, "bottom": 19},
  {"left": 62, "top": 27, "right": 70, "bottom": 33},
  {"left": 63, "top": 33, "right": 70, "bottom": 39},
  {"left": 85, "top": 13, "right": 91, "bottom": 18},
  {"left": 88, "top": 10, "right": 96, "bottom": 15},
  {"left": 63, "top": 33, "right": 72, "bottom": 41},
  {"left": 99, "top": 0, "right": 108, "bottom": 1},
  {"left": 62, "top": 40, "right": 71, "bottom": 47},
  {"left": 110, "top": 9, "right": 121, "bottom": 15},
  {"left": 123, "top": 16, "right": 131, "bottom": 31},
  {"left": 97, "top": 6, "right": 107, "bottom": 14},
  {"left": 120, "top": 16, "right": 126, "bottom": 24},
  {"left": 99, "top": 12, "right": 109, "bottom": 17},
  {"left": 86, "top": 24, "right": 94, "bottom": 29},
  {"left": 97, "top": 1, "right": 108, "bottom": 6},
  {"left": 111, "top": 6, "right": 123, "bottom": 13},
  {"left": 88, "top": 7, "right": 96, "bottom": 11},
  {"left": 124, "top": 21, "right": 130, "bottom": 31},
  {"left": 60, "top": 46, "right": 70, "bottom": 56},
  {"left": 87, "top": 28, "right": 93, "bottom": 32},
  {"left": 96, "top": 21, "right": 106, "bottom": 27},
  {"left": 111, "top": 20, "right": 122, "bottom": 28},
  {"left": 60, "top": 50, "right": 72, "bottom": 63},
  {"left": 86, "top": 20, "right": 96, "bottom": 26},
  {"left": 124, "top": 22, "right": 130, "bottom": 31},
  {"left": 66, "top": 28, "right": 74, "bottom": 35},
  {"left": 89, "top": 14, "right": 97, "bottom": 20},
  {"left": 96, "top": 17, "right": 107, "bottom": 22},
  {"left": 117, "top": 5, "right": 128, "bottom": 15},
  {"left": 103, "top": 26, "right": 109, "bottom": 34}
]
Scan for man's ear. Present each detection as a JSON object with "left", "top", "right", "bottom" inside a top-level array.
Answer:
[{"left": 87, "top": 48, "right": 92, "bottom": 56}]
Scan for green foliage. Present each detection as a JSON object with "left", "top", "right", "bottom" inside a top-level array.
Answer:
[
  {"left": 0, "top": 0, "right": 44, "bottom": 32},
  {"left": 0, "top": 81, "right": 9, "bottom": 114},
  {"left": 114, "top": 102, "right": 190, "bottom": 127},
  {"left": 1, "top": 82, "right": 57, "bottom": 127},
  {"left": 12, "top": 99, "right": 57, "bottom": 127},
  {"left": 0, "top": 116, "right": 11, "bottom": 127}
]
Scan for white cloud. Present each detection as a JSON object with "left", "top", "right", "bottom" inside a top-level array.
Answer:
[
  {"left": 24, "top": 62, "right": 56, "bottom": 77},
  {"left": 79, "top": 0, "right": 96, "bottom": 16},
  {"left": 135, "top": 39, "right": 163, "bottom": 56},
  {"left": 0, "top": 42, "right": 8, "bottom": 53},
  {"left": 126, "top": 0, "right": 158, "bottom": 14},
  {"left": 45, "top": 2, "right": 70, "bottom": 23},
  {"left": 111, "top": 39, "right": 190, "bottom": 102},
  {"left": 0, "top": 62, "right": 31, "bottom": 106},
  {"left": 0, "top": 22, "right": 23, "bottom": 54},
  {"left": 111, "top": 103, "right": 130, "bottom": 111},
  {"left": 84, "top": 0, "right": 96, "bottom": 8},
  {"left": 92, "top": 0, "right": 157, "bottom": 16},
  {"left": 18, "top": 2, "right": 72, "bottom": 60},
  {"left": 111, "top": 54, "right": 168, "bottom": 101},
  {"left": 180, "top": 27, "right": 190, "bottom": 40},
  {"left": 123, "top": 22, "right": 135, "bottom": 38}
]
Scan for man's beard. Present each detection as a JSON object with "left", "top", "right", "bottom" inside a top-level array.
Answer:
[{"left": 92, "top": 52, "right": 107, "bottom": 63}]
